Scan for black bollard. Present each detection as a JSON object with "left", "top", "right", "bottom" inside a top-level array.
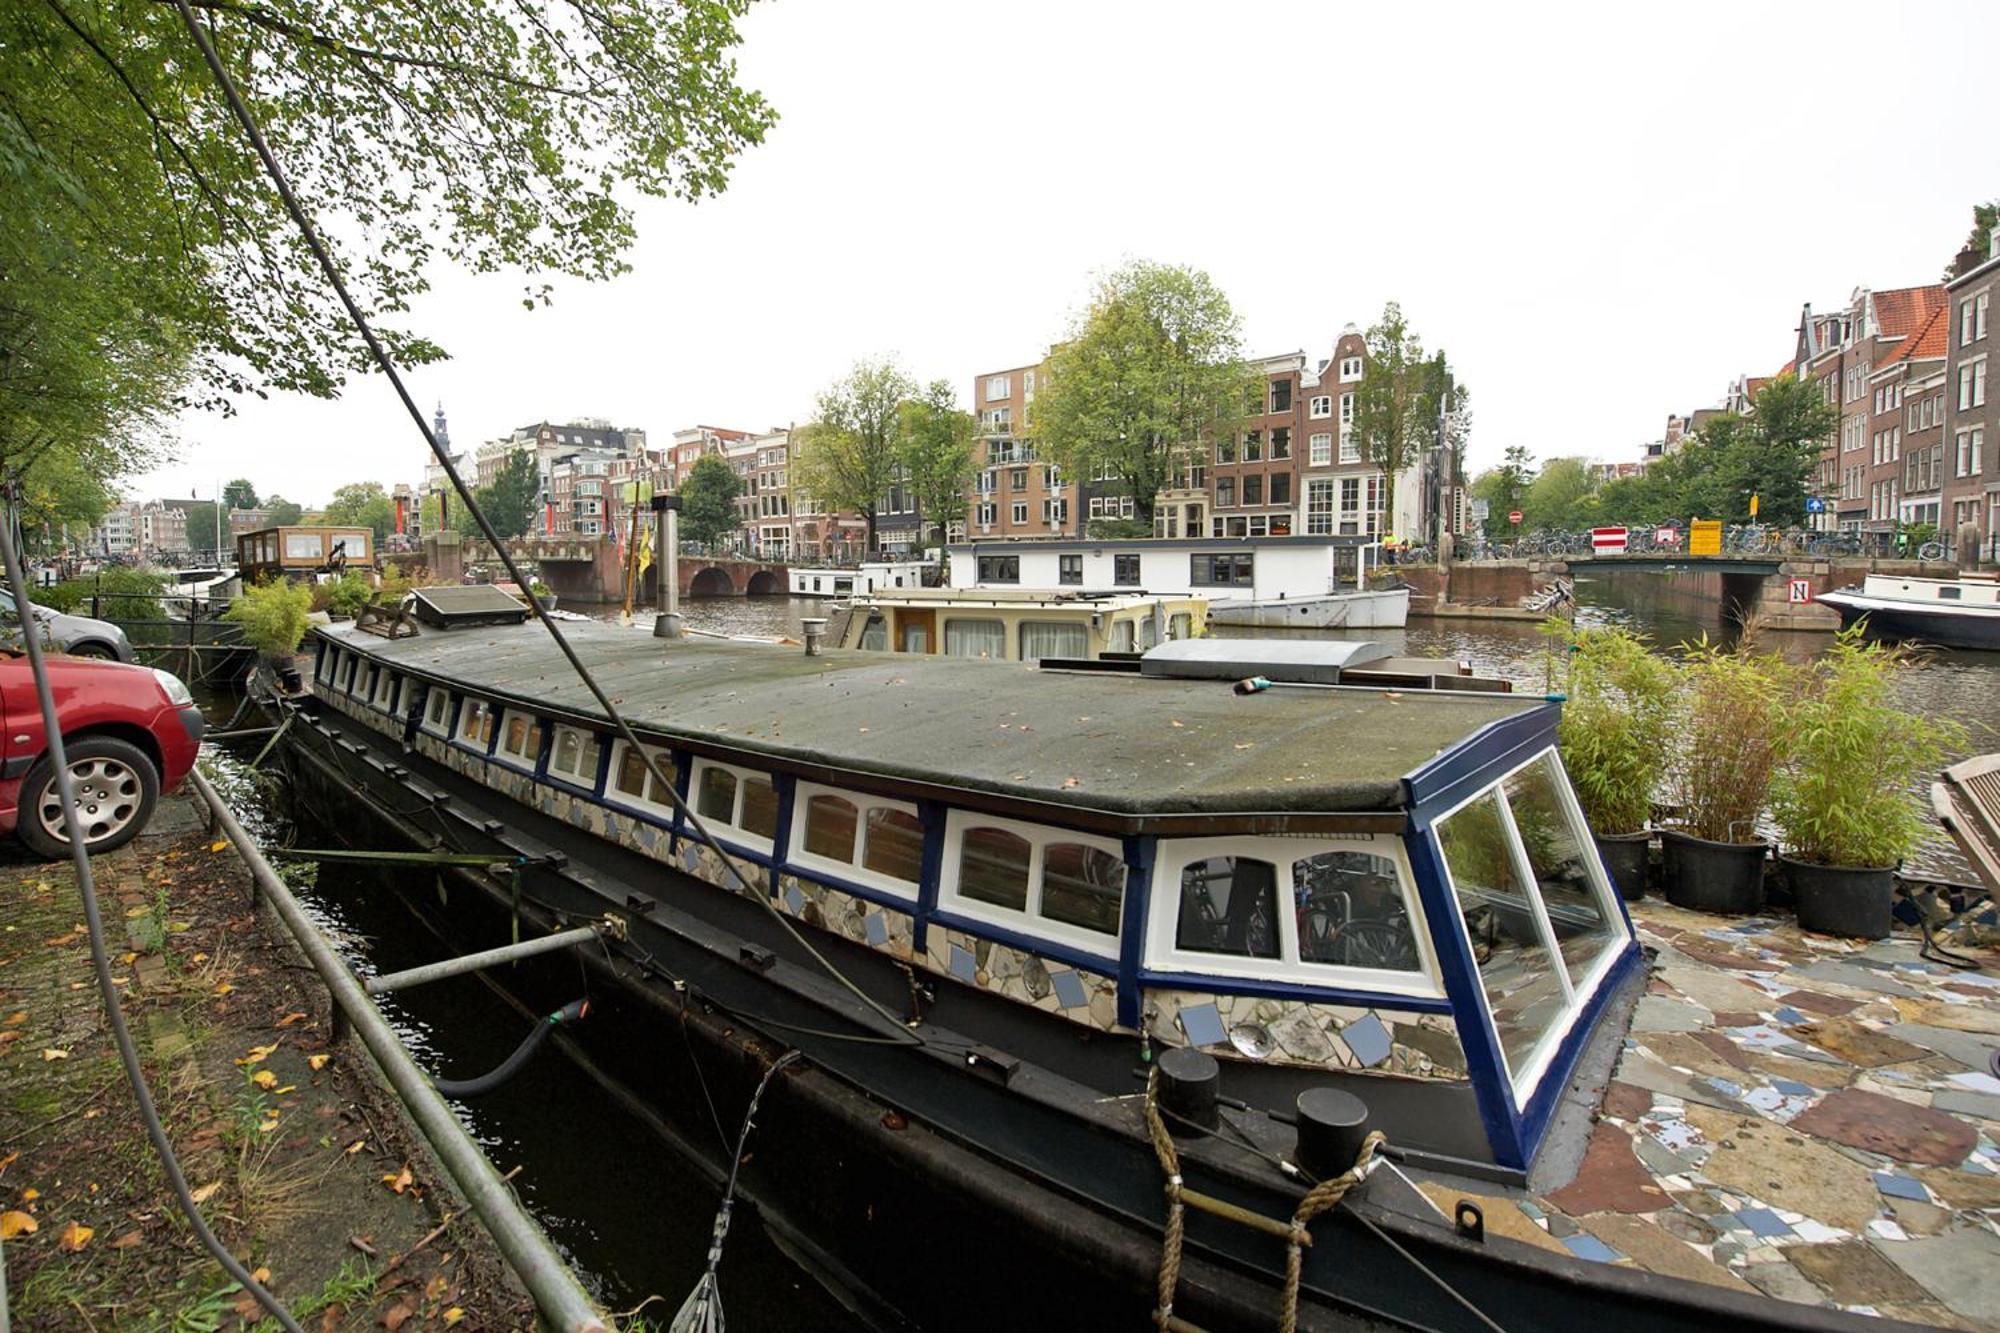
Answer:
[
  {"left": 1156, "top": 1046, "right": 1222, "bottom": 1132},
  {"left": 1295, "top": 1087, "right": 1370, "bottom": 1178}
]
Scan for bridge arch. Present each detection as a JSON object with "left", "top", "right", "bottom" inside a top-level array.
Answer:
[
  {"left": 688, "top": 565, "right": 735, "bottom": 597},
  {"left": 745, "top": 569, "right": 783, "bottom": 596}
]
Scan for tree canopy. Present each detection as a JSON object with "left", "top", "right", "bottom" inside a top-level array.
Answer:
[
  {"left": 795, "top": 358, "right": 916, "bottom": 554},
  {"left": 222, "top": 478, "right": 259, "bottom": 510},
  {"left": 1350, "top": 302, "right": 1469, "bottom": 538},
  {"left": 324, "top": 480, "right": 394, "bottom": 541},
  {"left": 1469, "top": 445, "right": 1535, "bottom": 537},
  {"left": 897, "top": 381, "right": 976, "bottom": 549},
  {"left": 678, "top": 454, "right": 742, "bottom": 546},
  {"left": 481, "top": 450, "right": 541, "bottom": 540},
  {"left": 1029, "top": 261, "right": 1258, "bottom": 526},
  {"left": 264, "top": 495, "right": 303, "bottom": 526}
]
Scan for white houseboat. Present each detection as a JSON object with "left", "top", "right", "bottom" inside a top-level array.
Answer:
[
  {"left": 824, "top": 587, "right": 1209, "bottom": 661},
  {"left": 788, "top": 558, "right": 935, "bottom": 599},
  {"left": 946, "top": 535, "right": 1410, "bottom": 629},
  {"left": 1816, "top": 572, "right": 2000, "bottom": 650}
]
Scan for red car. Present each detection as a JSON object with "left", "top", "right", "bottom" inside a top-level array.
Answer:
[{"left": 0, "top": 654, "right": 205, "bottom": 857}]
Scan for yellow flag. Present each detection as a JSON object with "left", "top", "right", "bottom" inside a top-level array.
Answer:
[
  {"left": 636, "top": 523, "right": 654, "bottom": 576},
  {"left": 1749, "top": 493, "right": 1760, "bottom": 517}
]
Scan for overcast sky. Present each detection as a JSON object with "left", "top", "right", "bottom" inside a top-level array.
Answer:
[{"left": 140, "top": 0, "right": 1998, "bottom": 506}]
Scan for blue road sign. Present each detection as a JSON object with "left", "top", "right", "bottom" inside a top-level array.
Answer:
[{"left": 1805, "top": 496, "right": 1826, "bottom": 514}]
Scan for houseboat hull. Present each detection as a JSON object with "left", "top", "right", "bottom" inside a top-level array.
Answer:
[
  {"left": 1206, "top": 588, "right": 1411, "bottom": 630},
  {"left": 1815, "top": 589, "right": 2000, "bottom": 651},
  {"left": 279, "top": 699, "right": 1893, "bottom": 1333}
]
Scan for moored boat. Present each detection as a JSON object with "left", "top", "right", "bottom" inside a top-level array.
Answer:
[
  {"left": 825, "top": 586, "right": 1210, "bottom": 660},
  {"left": 285, "top": 598, "right": 1916, "bottom": 1332},
  {"left": 1205, "top": 585, "right": 1411, "bottom": 629},
  {"left": 1816, "top": 572, "right": 2000, "bottom": 650}
]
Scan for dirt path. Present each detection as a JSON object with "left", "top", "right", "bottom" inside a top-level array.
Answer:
[{"left": 0, "top": 788, "right": 533, "bottom": 1330}]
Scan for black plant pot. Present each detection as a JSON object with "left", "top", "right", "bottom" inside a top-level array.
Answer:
[
  {"left": 1594, "top": 831, "right": 1651, "bottom": 901},
  {"left": 1782, "top": 856, "right": 1895, "bottom": 940},
  {"left": 1660, "top": 829, "right": 1767, "bottom": 914}
]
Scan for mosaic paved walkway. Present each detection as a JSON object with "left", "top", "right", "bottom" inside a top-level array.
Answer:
[{"left": 1432, "top": 899, "right": 2000, "bottom": 1328}]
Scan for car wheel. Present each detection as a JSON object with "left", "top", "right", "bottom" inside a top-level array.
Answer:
[
  {"left": 65, "top": 642, "right": 118, "bottom": 660},
  {"left": 17, "top": 737, "right": 160, "bottom": 859}
]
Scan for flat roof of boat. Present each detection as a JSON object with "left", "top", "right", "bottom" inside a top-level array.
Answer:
[{"left": 320, "top": 621, "right": 1540, "bottom": 815}]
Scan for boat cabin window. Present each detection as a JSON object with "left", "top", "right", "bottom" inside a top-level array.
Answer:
[
  {"left": 372, "top": 669, "right": 398, "bottom": 711},
  {"left": 1169, "top": 612, "right": 1193, "bottom": 639},
  {"left": 1109, "top": 620, "right": 1135, "bottom": 653},
  {"left": 547, "top": 726, "right": 600, "bottom": 785},
  {"left": 944, "top": 619, "right": 1005, "bottom": 659},
  {"left": 609, "top": 741, "right": 676, "bottom": 812},
  {"left": 285, "top": 532, "right": 324, "bottom": 560},
  {"left": 792, "top": 784, "right": 923, "bottom": 897},
  {"left": 1940, "top": 586, "right": 1962, "bottom": 600},
  {"left": 1114, "top": 554, "right": 1141, "bottom": 585},
  {"left": 1147, "top": 837, "right": 1436, "bottom": 993},
  {"left": 1191, "top": 553, "right": 1254, "bottom": 587},
  {"left": 940, "top": 813, "right": 1129, "bottom": 947},
  {"left": 458, "top": 698, "right": 498, "bottom": 750},
  {"left": 858, "top": 612, "right": 887, "bottom": 651},
  {"left": 319, "top": 647, "right": 339, "bottom": 685},
  {"left": 978, "top": 555, "right": 1020, "bottom": 583},
  {"left": 422, "top": 687, "right": 452, "bottom": 735},
  {"left": 339, "top": 652, "right": 357, "bottom": 692},
  {"left": 1435, "top": 749, "right": 1625, "bottom": 1090},
  {"left": 691, "top": 760, "right": 780, "bottom": 848},
  {"left": 495, "top": 711, "right": 540, "bottom": 766},
  {"left": 1018, "top": 620, "right": 1086, "bottom": 663},
  {"left": 354, "top": 661, "right": 375, "bottom": 699}
]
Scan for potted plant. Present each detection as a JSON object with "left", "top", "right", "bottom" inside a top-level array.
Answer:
[
  {"left": 1659, "top": 635, "right": 1793, "bottom": 913},
  {"left": 529, "top": 578, "right": 556, "bottom": 611},
  {"left": 224, "top": 579, "right": 314, "bottom": 693},
  {"left": 1543, "top": 621, "right": 1674, "bottom": 899},
  {"left": 1771, "top": 629, "right": 1963, "bottom": 938}
]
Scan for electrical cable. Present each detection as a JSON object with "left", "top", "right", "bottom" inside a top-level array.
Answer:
[
  {"left": 0, "top": 514, "right": 304, "bottom": 1332},
  {"left": 165, "top": 0, "right": 922, "bottom": 1051}
]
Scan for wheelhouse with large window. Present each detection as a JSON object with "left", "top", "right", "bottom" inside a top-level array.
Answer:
[{"left": 309, "top": 622, "right": 1638, "bottom": 1179}]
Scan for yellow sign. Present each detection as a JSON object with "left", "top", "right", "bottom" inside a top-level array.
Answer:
[
  {"left": 1689, "top": 519, "right": 1723, "bottom": 556},
  {"left": 1749, "top": 493, "right": 1760, "bottom": 518}
]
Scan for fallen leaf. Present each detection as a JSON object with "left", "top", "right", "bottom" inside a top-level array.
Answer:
[
  {"left": 1169, "top": 719, "right": 1185, "bottom": 728},
  {"left": 2, "top": 1012, "right": 23, "bottom": 1026},
  {"left": 190, "top": 952, "right": 208, "bottom": 963},
  {"left": 123, "top": 907, "right": 148, "bottom": 919},
  {"left": 275, "top": 1012, "right": 308, "bottom": 1028},
  {"left": 1061, "top": 777, "right": 1080, "bottom": 789},
  {"left": 1233, "top": 742, "right": 1254, "bottom": 750},
  {"left": 210, "top": 840, "right": 228, "bottom": 853},
  {"left": 213, "top": 982, "right": 235, "bottom": 996},
  {"left": 272, "top": 1085, "right": 296, "bottom": 1095},
  {"left": 110, "top": 1229, "right": 143, "bottom": 1249},
  {"left": 41, "top": 1047, "right": 69, "bottom": 1062},
  {"left": 383, "top": 1166, "right": 413, "bottom": 1194},
  {"left": 0, "top": 1151, "right": 15, "bottom": 1170},
  {"left": 0, "top": 1032, "right": 17, "bottom": 1047},
  {"left": 251, "top": 1069, "right": 278, "bottom": 1090},
  {"left": 120, "top": 951, "right": 138, "bottom": 964},
  {"left": 382, "top": 1301, "right": 415, "bottom": 1332},
  {"left": 309, "top": 1054, "right": 331, "bottom": 1071},
  {"left": 0, "top": 1210, "right": 36, "bottom": 1238},
  {"left": 424, "top": 1273, "right": 449, "bottom": 1301},
  {"left": 190, "top": 1182, "right": 222, "bottom": 1204},
  {"left": 344, "top": 1138, "right": 367, "bottom": 1156},
  {"left": 21, "top": 1188, "right": 38, "bottom": 1202},
  {"left": 251, "top": 1265, "right": 270, "bottom": 1283},
  {"left": 443, "top": 1309, "right": 465, "bottom": 1326},
  {"left": 236, "top": 1042, "right": 279, "bottom": 1066},
  {"left": 56, "top": 1220, "right": 92, "bottom": 1251}
]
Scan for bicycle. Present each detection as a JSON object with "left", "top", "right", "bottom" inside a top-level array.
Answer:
[{"left": 1919, "top": 540, "right": 1949, "bottom": 562}]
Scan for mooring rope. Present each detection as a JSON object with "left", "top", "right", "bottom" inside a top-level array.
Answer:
[
  {"left": 1142, "top": 1065, "right": 1191, "bottom": 1330},
  {"left": 1279, "top": 1131, "right": 1385, "bottom": 1333}
]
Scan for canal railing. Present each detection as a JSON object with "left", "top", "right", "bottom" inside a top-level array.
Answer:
[{"left": 188, "top": 765, "right": 612, "bottom": 1332}]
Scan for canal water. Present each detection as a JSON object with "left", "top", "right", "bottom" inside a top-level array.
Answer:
[{"left": 198, "top": 566, "right": 1998, "bottom": 1325}]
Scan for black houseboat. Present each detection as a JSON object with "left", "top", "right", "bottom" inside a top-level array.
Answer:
[{"left": 286, "top": 598, "right": 1905, "bottom": 1332}]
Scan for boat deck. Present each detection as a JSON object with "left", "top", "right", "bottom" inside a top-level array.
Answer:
[
  {"left": 323, "top": 621, "right": 1538, "bottom": 815},
  {"left": 1430, "top": 899, "right": 2000, "bottom": 1327}
]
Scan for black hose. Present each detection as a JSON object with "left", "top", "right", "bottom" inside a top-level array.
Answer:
[{"left": 433, "top": 999, "right": 589, "bottom": 1098}]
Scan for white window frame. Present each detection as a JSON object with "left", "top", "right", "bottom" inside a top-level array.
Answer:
[
  {"left": 689, "top": 757, "right": 779, "bottom": 853},
  {"left": 1429, "top": 746, "right": 1631, "bottom": 1098},
  {"left": 788, "top": 780, "right": 921, "bottom": 901},
  {"left": 338, "top": 651, "right": 358, "bottom": 693},
  {"left": 493, "top": 708, "right": 541, "bottom": 769},
  {"left": 605, "top": 738, "right": 677, "bottom": 815},
  {"left": 421, "top": 686, "right": 453, "bottom": 736},
  {"left": 546, "top": 724, "right": 600, "bottom": 786},
  {"left": 937, "top": 809, "right": 1128, "bottom": 958},
  {"left": 1339, "top": 356, "right": 1363, "bottom": 382},
  {"left": 371, "top": 668, "right": 399, "bottom": 713},
  {"left": 457, "top": 696, "right": 498, "bottom": 751},
  {"left": 1308, "top": 432, "right": 1333, "bottom": 466},
  {"left": 985, "top": 374, "right": 1011, "bottom": 401},
  {"left": 1143, "top": 834, "right": 1443, "bottom": 1000},
  {"left": 1309, "top": 395, "right": 1332, "bottom": 420}
]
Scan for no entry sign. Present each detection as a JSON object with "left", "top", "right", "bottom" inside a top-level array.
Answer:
[{"left": 1591, "top": 526, "right": 1628, "bottom": 555}]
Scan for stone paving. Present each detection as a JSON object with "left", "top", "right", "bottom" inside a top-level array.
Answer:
[{"left": 1440, "top": 899, "right": 2000, "bottom": 1328}]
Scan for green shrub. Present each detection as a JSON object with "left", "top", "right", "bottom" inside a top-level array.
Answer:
[
  {"left": 224, "top": 580, "right": 313, "bottom": 657},
  {"left": 39, "top": 569, "right": 168, "bottom": 625},
  {"left": 1772, "top": 628, "right": 1965, "bottom": 867},
  {"left": 1664, "top": 636, "right": 1796, "bottom": 844},
  {"left": 1542, "top": 620, "right": 1675, "bottom": 835},
  {"left": 316, "top": 571, "right": 374, "bottom": 619}
]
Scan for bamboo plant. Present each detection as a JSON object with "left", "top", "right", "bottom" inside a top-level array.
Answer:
[
  {"left": 1542, "top": 621, "right": 1675, "bottom": 835},
  {"left": 224, "top": 579, "right": 313, "bottom": 658},
  {"left": 1664, "top": 635, "right": 1795, "bottom": 844}
]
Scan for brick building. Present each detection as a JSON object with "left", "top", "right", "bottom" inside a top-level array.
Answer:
[{"left": 1942, "top": 239, "right": 1997, "bottom": 554}]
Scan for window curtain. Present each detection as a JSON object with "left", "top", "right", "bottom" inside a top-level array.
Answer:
[
  {"left": 1018, "top": 621, "right": 1086, "bottom": 663},
  {"left": 945, "top": 619, "right": 1006, "bottom": 659}
]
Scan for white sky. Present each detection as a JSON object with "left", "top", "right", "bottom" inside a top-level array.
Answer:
[{"left": 143, "top": 0, "right": 1999, "bottom": 505}]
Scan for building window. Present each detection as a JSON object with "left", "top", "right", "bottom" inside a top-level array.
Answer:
[
  {"left": 1309, "top": 432, "right": 1333, "bottom": 466},
  {"left": 1270, "top": 381, "right": 1292, "bottom": 413},
  {"left": 1959, "top": 429, "right": 1985, "bottom": 478},
  {"left": 1114, "top": 553, "right": 1141, "bottom": 585},
  {"left": 1191, "top": 553, "right": 1254, "bottom": 587},
  {"left": 977, "top": 555, "right": 1019, "bottom": 583},
  {"left": 1305, "top": 479, "right": 1334, "bottom": 535},
  {"left": 1058, "top": 554, "right": 1082, "bottom": 585},
  {"left": 1011, "top": 501, "right": 1028, "bottom": 525},
  {"left": 1270, "top": 473, "right": 1291, "bottom": 505},
  {"left": 1340, "top": 433, "right": 1361, "bottom": 465},
  {"left": 1339, "top": 357, "right": 1363, "bottom": 382},
  {"left": 986, "top": 374, "right": 1010, "bottom": 400},
  {"left": 1309, "top": 395, "right": 1332, "bottom": 420},
  {"left": 1215, "top": 477, "right": 1235, "bottom": 508},
  {"left": 976, "top": 502, "right": 996, "bottom": 527},
  {"left": 1010, "top": 467, "right": 1028, "bottom": 492},
  {"left": 1339, "top": 393, "right": 1355, "bottom": 425},
  {"left": 1242, "top": 475, "right": 1263, "bottom": 505},
  {"left": 1242, "top": 431, "right": 1262, "bottom": 462},
  {"left": 1270, "top": 428, "right": 1290, "bottom": 460},
  {"left": 1215, "top": 438, "right": 1236, "bottom": 465}
]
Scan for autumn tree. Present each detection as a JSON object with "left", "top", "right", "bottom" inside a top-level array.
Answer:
[
  {"left": 897, "top": 381, "right": 976, "bottom": 550},
  {"left": 678, "top": 454, "right": 743, "bottom": 547},
  {"left": 1030, "top": 262, "right": 1259, "bottom": 527},
  {"left": 1350, "top": 303, "right": 1470, "bottom": 538},
  {"left": 796, "top": 359, "right": 917, "bottom": 555}
]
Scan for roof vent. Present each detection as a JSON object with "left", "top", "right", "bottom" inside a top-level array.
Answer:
[
  {"left": 1139, "top": 638, "right": 1394, "bottom": 685},
  {"left": 409, "top": 585, "right": 531, "bottom": 629}
]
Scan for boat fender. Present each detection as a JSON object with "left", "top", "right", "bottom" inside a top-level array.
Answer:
[
  {"left": 1233, "top": 676, "right": 1272, "bottom": 695},
  {"left": 431, "top": 997, "right": 589, "bottom": 1099},
  {"left": 1156, "top": 1046, "right": 1222, "bottom": 1132}
]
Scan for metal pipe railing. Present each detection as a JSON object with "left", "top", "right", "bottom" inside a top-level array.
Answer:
[
  {"left": 187, "top": 767, "right": 607, "bottom": 1333},
  {"left": 365, "top": 924, "right": 607, "bottom": 996}
]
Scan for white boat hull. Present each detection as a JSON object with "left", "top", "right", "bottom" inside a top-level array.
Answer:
[{"left": 1205, "top": 587, "right": 1410, "bottom": 629}]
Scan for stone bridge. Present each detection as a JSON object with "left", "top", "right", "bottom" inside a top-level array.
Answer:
[{"left": 419, "top": 533, "right": 787, "bottom": 604}]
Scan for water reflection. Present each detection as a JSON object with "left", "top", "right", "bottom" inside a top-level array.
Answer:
[{"left": 647, "top": 576, "right": 1996, "bottom": 881}]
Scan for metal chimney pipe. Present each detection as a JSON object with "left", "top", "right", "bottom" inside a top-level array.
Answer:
[{"left": 801, "top": 617, "right": 827, "bottom": 656}]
